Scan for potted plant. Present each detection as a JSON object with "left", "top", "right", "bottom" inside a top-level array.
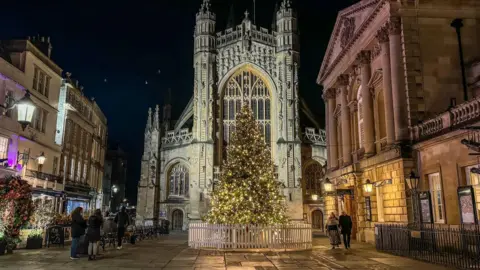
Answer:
[
  {"left": 0, "top": 237, "right": 5, "bottom": 256},
  {"left": 0, "top": 223, "right": 6, "bottom": 256},
  {"left": 26, "top": 229, "right": 43, "bottom": 249}
]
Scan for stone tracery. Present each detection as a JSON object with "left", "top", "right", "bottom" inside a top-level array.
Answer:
[{"left": 222, "top": 68, "right": 271, "bottom": 146}]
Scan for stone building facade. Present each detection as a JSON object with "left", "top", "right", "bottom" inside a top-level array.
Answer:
[
  {"left": 56, "top": 73, "right": 108, "bottom": 214},
  {"left": 0, "top": 37, "right": 108, "bottom": 215},
  {"left": 411, "top": 59, "right": 480, "bottom": 226},
  {"left": 136, "top": 0, "right": 327, "bottom": 230},
  {"left": 317, "top": 0, "right": 480, "bottom": 243},
  {"left": 0, "top": 37, "right": 64, "bottom": 212}
]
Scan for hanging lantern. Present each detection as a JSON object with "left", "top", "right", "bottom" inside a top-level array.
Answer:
[
  {"left": 363, "top": 179, "right": 373, "bottom": 194},
  {"left": 36, "top": 152, "right": 46, "bottom": 165},
  {"left": 16, "top": 91, "right": 36, "bottom": 130},
  {"left": 323, "top": 178, "right": 333, "bottom": 193}
]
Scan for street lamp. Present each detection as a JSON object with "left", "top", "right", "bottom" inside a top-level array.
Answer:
[
  {"left": 405, "top": 171, "right": 420, "bottom": 191},
  {"left": 110, "top": 185, "right": 119, "bottom": 211},
  {"left": 1, "top": 91, "right": 37, "bottom": 130},
  {"left": 311, "top": 194, "right": 318, "bottom": 201},
  {"left": 405, "top": 171, "right": 421, "bottom": 227}
]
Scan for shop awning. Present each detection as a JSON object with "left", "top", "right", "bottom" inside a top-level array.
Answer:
[
  {"left": 32, "top": 188, "right": 64, "bottom": 197},
  {"left": 65, "top": 191, "right": 91, "bottom": 200}
]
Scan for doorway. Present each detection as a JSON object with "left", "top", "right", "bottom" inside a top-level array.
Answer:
[
  {"left": 312, "top": 210, "right": 324, "bottom": 230},
  {"left": 172, "top": 209, "right": 183, "bottom": 230},
  {"left": 343, "top": 194, "right": 357, "bottom": 239}
]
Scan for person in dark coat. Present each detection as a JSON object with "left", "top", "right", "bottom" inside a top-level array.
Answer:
[
  {"left": 114, "top": 206, "right": 130, "bottom": 249},
  {"left": 87, "top": 209, "right": 103, "bottom": 260},
  {"left": 70, "top": 207, "right": 87, "bottom": 259},
  {"left": 339, "top": 211, "right": 353, "bottom": 249}
]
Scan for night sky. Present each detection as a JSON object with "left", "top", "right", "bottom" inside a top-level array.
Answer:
[{"left": 0, "top": 0, "right": 358, "bottom": 202}]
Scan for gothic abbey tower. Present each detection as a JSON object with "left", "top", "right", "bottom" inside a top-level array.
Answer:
[{"left": 136, "top": 0, "right": 327, "bottom": 230}]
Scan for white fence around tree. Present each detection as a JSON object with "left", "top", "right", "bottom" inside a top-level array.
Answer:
[{"left": 188, "top": 223, "right": 312, "bottom": 251}]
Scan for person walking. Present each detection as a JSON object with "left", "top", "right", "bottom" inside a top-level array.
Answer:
[
  {"left": 86, "top": 209, "right": 103, "bottom": 260},
  {"left": 339, "top": 211, "right": 353, "bottom": 249},
  {"left": 325, "top": 212, "right": 341, "bottom": 249},
  {"left": 114, "top": 206, "right": 130, "bottom": 250},
  {"left": 70, "top": 207, "right": 87, "bottom": 260}
]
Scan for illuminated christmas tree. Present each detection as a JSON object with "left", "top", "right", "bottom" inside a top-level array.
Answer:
[{"left": 204, "top": 105, "right": 287, "bottom": 225}]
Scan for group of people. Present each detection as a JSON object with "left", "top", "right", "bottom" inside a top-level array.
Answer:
[
  {"left": 70, "top": 206, "right": 131, "bottom": 260},
  {"left": 326, "top": 211, "right": 353, "bottom": 249}
]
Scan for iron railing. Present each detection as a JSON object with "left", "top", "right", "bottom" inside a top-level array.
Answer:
[
  {"left": 25, "top": 169, "right": 61, "bottom": 183},
  {"left": 375, "top": 224, "right": 480, "bottom": 269}
]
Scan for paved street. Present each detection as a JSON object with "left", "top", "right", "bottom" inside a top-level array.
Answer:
[{"left": 0, "top": 233, "right": 453, "bottom": 269}]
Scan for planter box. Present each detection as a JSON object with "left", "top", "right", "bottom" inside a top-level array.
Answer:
[
  {"left": 26, "top": 237, "right": 43, "bottom": 249},
  {"left": 0, "top": 241, "right": 5, "bottom": 255}
]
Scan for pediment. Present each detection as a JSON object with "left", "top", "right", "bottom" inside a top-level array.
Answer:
[{"left": 317, "top": 0, "right": 385, "bottom": 85}]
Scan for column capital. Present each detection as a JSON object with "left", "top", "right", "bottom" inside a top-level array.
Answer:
[
  {"left": 376, "top": 26, "right": 389, "bottom": 43},
  {"left": 337, "top": 74, "right": 350, "bottom": 86},
  {"left": 348, "top": 100, "right": 358, "bottom": 112},
  {"left": 335, "top": 88, "right": 349, "bottom": 97},
  {"left": 388, "top": 17, "right": 401, "bottom": 35},
  {"left": 322, "top": 88, "right": 336, "bottom": 100},
  {"left": 357, "top": 50, "right": 371, "bottom": 65}
]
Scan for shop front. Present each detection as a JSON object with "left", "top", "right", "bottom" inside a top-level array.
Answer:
[{"left": 63, "top": 180, "right": 92, "bottom": 215}]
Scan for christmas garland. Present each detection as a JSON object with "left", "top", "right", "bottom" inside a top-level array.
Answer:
[{"left": 0, "top": 176, "right": 35, "bottom": 251}]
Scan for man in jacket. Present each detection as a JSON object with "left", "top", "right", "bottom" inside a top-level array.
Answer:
[
  {"left": 339, "top": 211, "right": 353, "bottom": 249},
  {"left": 114, "top": 206, "right": 130, "bottom": 249}
]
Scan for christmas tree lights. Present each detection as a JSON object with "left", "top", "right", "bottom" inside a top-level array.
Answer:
[{"left": 204, "top": 105, "right": 287, "bottom": 225}]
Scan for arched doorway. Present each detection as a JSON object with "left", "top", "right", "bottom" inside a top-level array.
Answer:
[
  {"left": 312, "top": 210, "right": 323, "bottom": 230},
  {"left": 172, "top": 209, "right": 183, "bottom": 230}
]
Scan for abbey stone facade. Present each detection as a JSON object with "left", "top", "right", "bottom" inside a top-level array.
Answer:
[{"left": 136, "top": 0, "right": 327, "bottom": 230}]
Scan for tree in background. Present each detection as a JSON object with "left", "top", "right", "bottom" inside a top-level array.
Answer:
[{"left": 204, "top": 106, "right": 287, "bottom": 225}]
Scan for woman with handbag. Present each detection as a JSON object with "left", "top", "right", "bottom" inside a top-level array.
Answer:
[
  {"left": 86, "top": 209, "right": 103, "bottom": 260},
  {"left": 325, "top": 212, "right": 341, "bottom": 249}
]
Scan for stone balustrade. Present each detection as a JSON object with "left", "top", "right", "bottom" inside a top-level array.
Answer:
[
  {"left": 162, "top": 128, "right": 193, "bottom": 146},
  {"left": 412, "top": 97, "right": 480, "bottom": 141},
  {"left": 303, "top": 128, "right": 327, "bottom": 146},
  {"left": 216, "top": 25, "right": 276, "bottom": 48}
]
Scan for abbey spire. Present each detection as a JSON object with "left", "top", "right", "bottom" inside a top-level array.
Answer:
[
  {"left": 145, "top": 107, "right": 152, "bottom": 132},
  {"left": 153, "top": 105, "right": 160, "bottom": 130}
]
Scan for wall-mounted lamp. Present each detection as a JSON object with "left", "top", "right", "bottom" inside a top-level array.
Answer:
[
  {"left": 16, "top": 150, "right": 46, "bottom": 170},
  {"left": 1, "top": 91, "right": 37, "bottom": 130},
  {"left": 36, "top": 152, "right": 46, "bottom": 165},
  {"left": 363, "top": 179, "right": 392, "bottom": 195},
  {"left": 323, "top": 178, "right": 348, "bottom": 195}
]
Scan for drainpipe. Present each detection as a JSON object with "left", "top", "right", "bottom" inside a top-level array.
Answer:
[{"left": 451, "top": 18, "right": 468, "bottom": 102}]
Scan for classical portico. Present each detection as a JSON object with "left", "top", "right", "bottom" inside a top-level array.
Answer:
[{"left": 317, "top": 0, "right": 416, "bottom": 243}]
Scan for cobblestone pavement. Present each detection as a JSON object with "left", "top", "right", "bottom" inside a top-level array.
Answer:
[{"left": 0, "top": 233, "right": 454, "bottom": 269}]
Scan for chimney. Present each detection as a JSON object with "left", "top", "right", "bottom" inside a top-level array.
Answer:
[{"left": 31, "top": 35, "right": 52, "bottom": 58}]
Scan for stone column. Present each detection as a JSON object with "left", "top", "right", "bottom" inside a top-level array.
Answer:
[
  {"left": 324, "top": 98, "right": 331, "bottom": 166},
  {"left": 389, "top": 17, "right": 409, "bottom": 142},
  {"left": 349, "top": 101, "right": 358, "bottom": 152},
  {"left": 377, "top": 26, "right": 396, "bottom": 145},
  {"left": 358, "top": 51, "right": 375, "bottom": 156},
  {"left": 323, "top": 88, "right": 338, "bottom": 169},
  {"left": 338, "top": 75, "right": 352, "bottom": 165}
]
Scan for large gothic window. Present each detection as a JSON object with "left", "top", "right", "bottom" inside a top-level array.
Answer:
[
  {"left": 169, "top": 164, "right": 189, "bottom": 197},
  {"left": 222, "top": 69, "right": 271, "bottom": 147},
  {"left": 304, "top": 162, "right": 324, "bottom": 195}
]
